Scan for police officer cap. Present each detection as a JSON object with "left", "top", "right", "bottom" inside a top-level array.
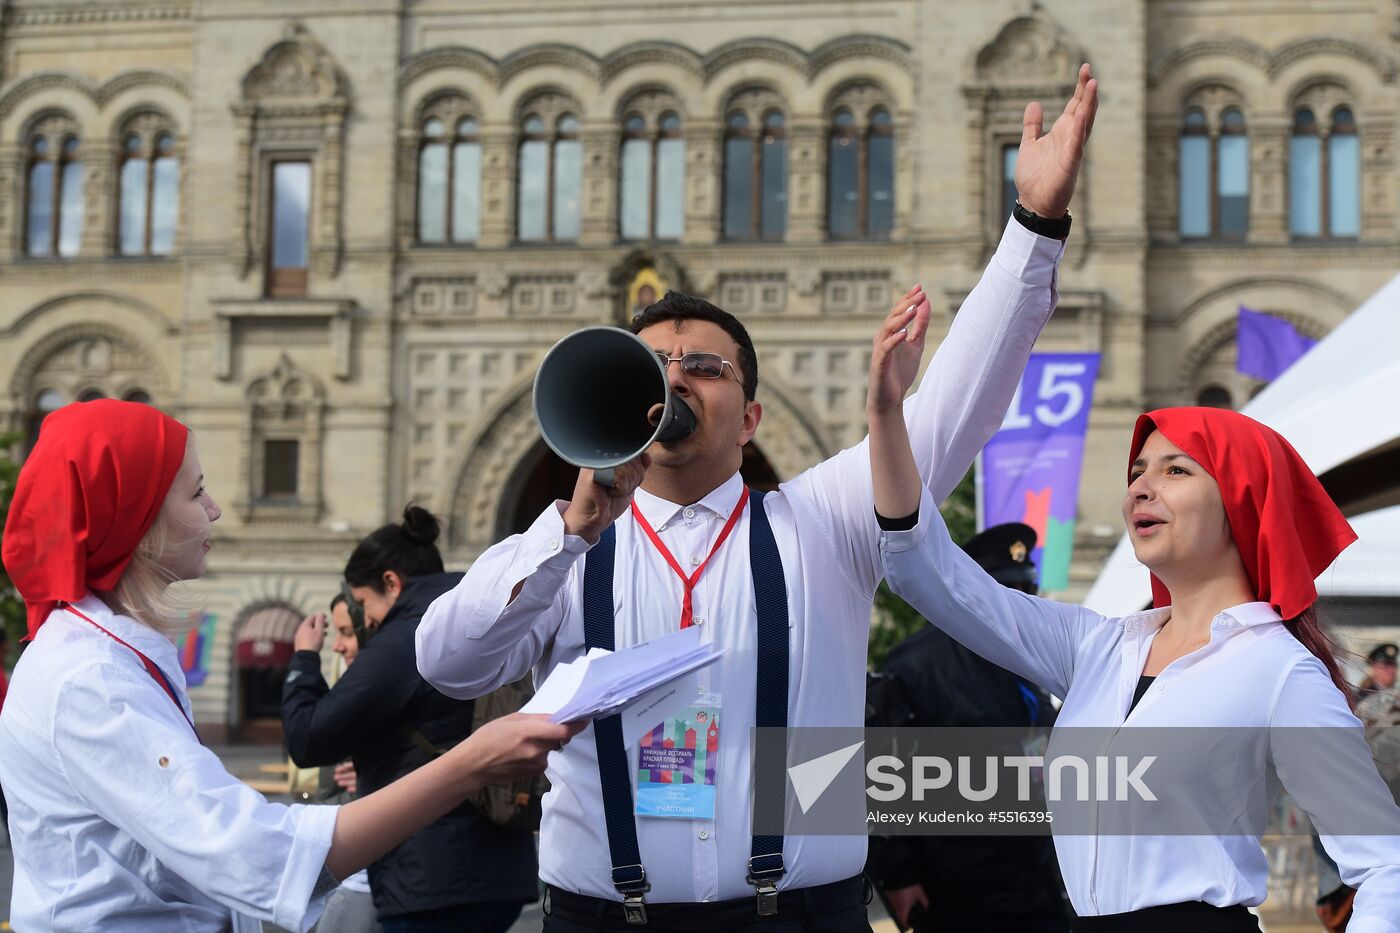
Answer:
[
  {"left": 1368, "top": 643, "right": 1399, "bottom": 664},
  {"left": 962, "top": 522, "right": 1038, "bottom": 590}
]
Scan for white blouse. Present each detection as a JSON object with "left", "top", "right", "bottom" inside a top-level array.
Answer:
[
  {"left": 880, "top": 493, "right": 1400, "bottom": 933},
  {"left": 0, "top": 594, "right": 338, "bottom": 932}
]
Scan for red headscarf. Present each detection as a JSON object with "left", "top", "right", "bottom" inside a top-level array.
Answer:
[
  {"left": 2, "top": 399, "right": 188, "bottom": 639},
  {"left": 1129, "top": 407, "right": 1356, "bottom": 620}
]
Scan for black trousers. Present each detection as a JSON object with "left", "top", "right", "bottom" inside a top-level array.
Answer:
[
  {"left": 914, "top": 904, "right": 1070, "bottom": 933},
  {"left": 542, "top": 876, "right": 871, "bottom": 933},
  {"left": 1073, "top": 902, "right": 1261, "bottom": 933}
]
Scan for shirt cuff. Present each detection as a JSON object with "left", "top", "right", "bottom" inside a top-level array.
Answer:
[
  {"left": 274, "top": 802, "right": 339, "bottom": 933},
  {"left": 992, "top": 215, "right": 1066, "bottom": 284},
  {"left": 878, "top": 488, "right": 935, "bottom": 554},
  {"left": 289, "top": 651, "right": 321, "bottom": 673}
]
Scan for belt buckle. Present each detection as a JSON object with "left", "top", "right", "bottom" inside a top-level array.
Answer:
[{"left": 622, "top": 893, "right": 648, "bottom": 926}]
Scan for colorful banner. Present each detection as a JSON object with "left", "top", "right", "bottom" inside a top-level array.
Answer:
[
  {"left": 978, "top": 353, "right": 1101, "bottom": 592},
  {"left": 180, "top": 611, "right": 217, "bottom": 688}
]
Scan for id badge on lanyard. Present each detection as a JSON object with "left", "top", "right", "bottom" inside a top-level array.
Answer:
[{"left": 636, "top": 691, "right": 721, "bottom": 820}]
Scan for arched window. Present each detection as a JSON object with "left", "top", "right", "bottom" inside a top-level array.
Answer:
[
  {"left": 1289, "top": 108, "right": 1321, "bottom": 237},
  {"left": 722, "top": 91, "right": 787, "bottom": 241},
  {"left": 1328, "top": 106, "right": 1359, "bottom": 237},
  {"left": 722, "top": 111, "right": 753, "bottom": 239},
  {"left": 827, "top": 106, "right": 895, "bottom": 240},
  {"left": 619, "top": 111, "right": 685, "bottom": 241},
  {"left": 759, "top": 111, "right": 787, "bottom": 240},
  {"left": 1289, "top": 102, "right": 1361, "bottom": 239},
  {"left": 867, "top": 108, "right": 895, "bottom": 237},
  {"left": 1216, "top": 108, "right": 1249, "bottom": 237},
  {"left": 417, "top": 105, "right": 482, "bottom": 244},
  {"left": 518, "top": 110, "right": 581, "bottom": 242},
  {"left": 1178, "top": 105, "right": 1249, "bottom": 239},
  {"left": 119, "top": 115, "right": 179, "bottom": 256},
  {"left": 1196, "top": 385, "right": 1233, "bottom": 409},
  {"left": 25, "top": 388, "right": 66, "bottom": 453},
  {"left": 25, "top": 119, "right": 85, "bottom": 258},
  {"left": 1178, "top": 108, "right": 1209, "bottom": 236}
]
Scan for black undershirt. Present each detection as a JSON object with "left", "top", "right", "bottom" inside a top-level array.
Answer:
[
  {"left": 874, "top": 509, "right": 920, "bottom": 532},
  {"left": 1128, "top": 674, "right": 1156, "bottom": 715}
]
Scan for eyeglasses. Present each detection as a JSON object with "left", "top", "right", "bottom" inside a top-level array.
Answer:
[{"left": 654, "top": 351, "right": 742, "bottom": 385}]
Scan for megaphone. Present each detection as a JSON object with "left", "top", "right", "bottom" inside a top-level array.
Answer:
[{"left": 533, "top": 326, "right": 697, "bottom": 485}]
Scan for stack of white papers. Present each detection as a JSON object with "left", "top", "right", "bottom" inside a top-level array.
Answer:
[{"left": 522, "top": 625, "right": 724, "bottom": 727}]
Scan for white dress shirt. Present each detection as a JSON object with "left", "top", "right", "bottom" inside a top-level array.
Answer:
[
  {"left": 881, "top": 495, "right": 1400, "bottom": 932},
  {"left": 0, "top": 594, "right": 338, "bottom": 933},
  {"left": 415, "top": 219, "right": 1065, "bottom": 903}
]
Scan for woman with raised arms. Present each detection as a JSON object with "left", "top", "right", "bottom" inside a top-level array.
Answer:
[{"left": 862, "top": 296, "right": 1400, "bottom": 931}]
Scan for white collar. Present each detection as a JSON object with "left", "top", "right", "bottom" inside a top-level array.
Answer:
[
  {"left": 631, "top": 471, "right": 748, "bottom": 532},
  {"left": 63, "top": 592, "right": 184, "bottom": 684},
  {"left": 1119, "top": 600, "right": 1283, "bottom": 635}
]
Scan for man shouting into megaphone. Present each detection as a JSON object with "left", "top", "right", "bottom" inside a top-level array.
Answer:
[{"left": 417, "top": 64, "right": 1098, "bottom": 933}]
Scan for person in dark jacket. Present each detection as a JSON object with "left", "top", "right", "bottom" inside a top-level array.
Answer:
[
  {"left": 282, "top": 505, "right": 538, "bottom": 933},
  {"left": 866, "top": 523, "right": 1071, "bottom": 932}
]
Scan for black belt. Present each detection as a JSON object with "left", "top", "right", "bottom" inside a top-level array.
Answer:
[
  {"left": 545, "top": 875, "right": 869, "bottom": 930},
  {"left": 1073, "top": 902, "right": 1260, "bottom": 933}
]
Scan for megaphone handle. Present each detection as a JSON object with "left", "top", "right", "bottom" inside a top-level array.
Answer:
[{"left": 593, "top": 468, "right": 616, "bottom": 488}]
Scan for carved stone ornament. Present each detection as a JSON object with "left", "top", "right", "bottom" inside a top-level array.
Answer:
[
  {"left": 241, "top": 22, "right": 347, "bottom": 103},
  {"left": 974, "top": 12, "right": 1079, "bottom": 86}
]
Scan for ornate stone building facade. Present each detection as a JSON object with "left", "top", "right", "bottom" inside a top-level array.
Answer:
[{"left": 1, "top": 0, "right": 1396, "bottom": 739}]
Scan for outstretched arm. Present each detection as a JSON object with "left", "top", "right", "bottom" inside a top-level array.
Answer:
[{"left": 789, "top": 65, "right": 1099, "bottom": 601}]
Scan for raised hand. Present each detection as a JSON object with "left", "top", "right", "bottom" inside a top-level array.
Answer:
[
  {"left": 1014, "top": 63, "right": 1098, "bottom": 218},
  {"left": 293, "top": 612, "right": 327, "bottom": 653},
  {"left": 561, "top": 455, "right": 651, "bottom": 543},
  {"left": 867, "top": 284, "right": 931, "bottom": 417}
]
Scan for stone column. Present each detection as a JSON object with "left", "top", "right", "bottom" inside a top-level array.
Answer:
[
  {"left": 1360, "top": 118, "right": 1395, "bottom": 239},
  {"left": 683, "top": 119, "right": 720, "bottom": 244},
  {"left": 787, "top": 117, "right": 824, "bottom": 244},
  {"left": 580, "top": 124, "right": 618, "bottom": 247},
  {"left": 1251, "top": 116, "right": 1289, "bottom": 244},
  {"left": 478, "top": 126, "right": 515, "bottom": 248},
  {"left": 80, "top": 138, "right": 117, "bottom": 257},
  {"left": 1145, "top": 118, "right": 1178, "bottom": 243}
]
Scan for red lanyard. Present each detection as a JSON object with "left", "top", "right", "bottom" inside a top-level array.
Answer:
[
  {"left": 631, "top": 486, "right": 751, "bottom": 629},
  {"left": 65, "top": 605, "right": 200, "bottom": 739}
]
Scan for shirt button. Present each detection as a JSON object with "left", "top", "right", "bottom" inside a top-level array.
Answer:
[
  {"left": 698, "top": 829, "right": 709, "bottom": 840},
  {"left": 548, "top": 538, "right": 561, "bottom": 552},
  {"left": 692, "top": 617, "right": 705, "bottom": 626},
  {"left": 690, "top": 556, "right": 701, "bottom": 566},
  {"left": 683, "top": 508, "right": 696, "bottom": 519}
]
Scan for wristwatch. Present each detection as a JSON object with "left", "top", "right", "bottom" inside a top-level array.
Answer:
[{"left": 1013, "top": 200, "right": 1073, "bottom": 240}]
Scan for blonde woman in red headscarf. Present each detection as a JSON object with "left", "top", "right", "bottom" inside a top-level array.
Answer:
[
  {"left": 863, "top": 303, "right": 1400, "bottom": 933},
  {"left": 0, "top": 400, "right": 582, "bottom": 933}
]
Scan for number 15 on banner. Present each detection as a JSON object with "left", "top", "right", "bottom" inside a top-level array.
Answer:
[{"left": 1000, "top": 356, "right": 1100, "bottom": 434}]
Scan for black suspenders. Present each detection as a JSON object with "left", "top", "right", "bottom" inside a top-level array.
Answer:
[{"left": 582, "top": 489, "right": 790, "bottom": 923}]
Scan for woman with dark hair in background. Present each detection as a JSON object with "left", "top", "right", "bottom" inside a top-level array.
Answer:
[{"left": 282, "top": 505, "right": 541, "bottom": 933}]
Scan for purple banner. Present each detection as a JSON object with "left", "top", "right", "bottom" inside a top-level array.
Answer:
[
  {"left": 1237, "top": 306, "right": 1316, "bottom": 381},
  {"left": 978, "top": 353, "right": 1101, "bottom": 591}
]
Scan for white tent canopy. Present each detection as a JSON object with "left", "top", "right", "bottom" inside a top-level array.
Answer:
[{"left": 1084, "top": 273, "right": 1400, "bottom": 615}]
